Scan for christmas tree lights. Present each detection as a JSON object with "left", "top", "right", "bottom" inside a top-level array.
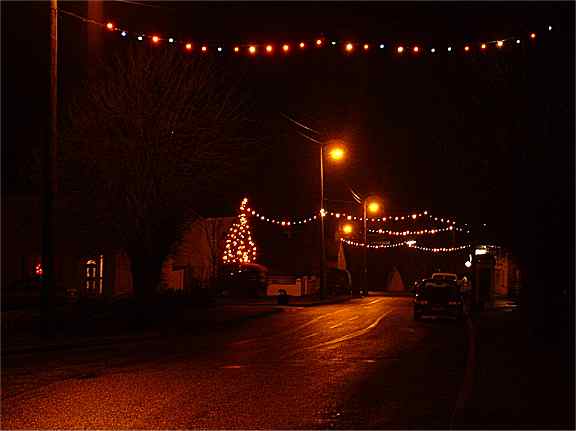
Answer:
[{"left": 222, "top": 198, "right": 257, "bottom": 265}]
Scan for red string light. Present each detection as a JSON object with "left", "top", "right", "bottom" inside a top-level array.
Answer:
[{"left": 61, "top": 10, "right": 551, "bottom": 59}]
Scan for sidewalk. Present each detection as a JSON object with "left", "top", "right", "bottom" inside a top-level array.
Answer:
[
  {"left": 2, "top": 294, "right": 353, "bottom": 355},
  {"left": 214, "top": 293, "right": 354, "bottom": 307},
  {"left": 454, "top": 297, "right": 574, "bottom": 429},
  {"left": 2, "top": 303, "right": 281, "bottom": 355}
]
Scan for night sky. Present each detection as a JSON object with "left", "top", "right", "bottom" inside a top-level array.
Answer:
[{"left": 2, "top": 2, "right": 574, "bottom": 298}]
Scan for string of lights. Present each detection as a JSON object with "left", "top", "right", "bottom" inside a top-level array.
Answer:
[
  {"left": 340, "top": 238, "right": 408, "bottom": 249},
  {"left": 406, "top": 243, "right": 473, "bottom": 253},
  {"left": 61, "top": 10, "right": 553, "bottom": 59},
  {"left": 222, "top": 198, "right": 258, "bottom": 264},
  {"left": 244, "top": 207, "right": 318, "bottom": 226},
  {"left": 368, "top": 225, "right": 469, "bottom": 236},
  {"left": 245, "top": 204, "right": 469, "bottom": 231},
  {"left": 341, "top": 238, "right": 475, "bottom": 253}
]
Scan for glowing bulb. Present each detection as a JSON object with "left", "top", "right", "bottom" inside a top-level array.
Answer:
[
  {"left": 282, "top": 44, "right": 289, "bottom": 52},
  {"left": 106, "top": 22, "right": 114, "bottom": 30},
  {"left": 152, "top": 36, "right": 159, "bottom": 43},
  {"left": 121, "top": 31, "right": 127, "bottom": 37},
  {"left": 367, "top": 201, "right": 380, "bottom": 214},
  {"left": 249, "top": 46, "right": 256, "bottom": 54},
  {"left": 316, "top": 39, "right": 322, "bottom": 46},
  {"left": 516, "top": 39, "right": 520, "bottom": 44},
  {"left": 530, "top": 33, "right": 536, "bottom": 39},
  {"left": 548, "top": 25, "right": 552, "bottom": 31},
  {"left": 363, "top": 44, "right": 369, "bottom": 50},
  {"left": 138, "top": 36, "right": 144, "bottom": 41},
  {"left": 397, "top": 46, "right": 404, "bottom": 53},
  {"left": 234, "top": 46, "right": 240, "bottom": 52},
  {"left": 168, "top": 38, "right": 174, "bottom": 43},
  {"left": 201, "top": 45, "right": 207, "bottom": 52},
  {"left": 266, "top": 45, "right": 273, "bottom": 53},
  {"left": 218, "top": 47, "right": 223, "bottom": 52},
  {"left": 481, "top": 43, "right": 486, "bottom": 50},
  {"left": 185, "top": 43, "right": 192, "bottom": 50},
  {"left": 413, "top": 46, "right": 419, "bottom": 53},
  {"left": 346, "top": 43, "right": 353, "bottom": 51},
  {"left": 331, "top": 41, "right": 337, "bottom": 46},
  {"left": 430, "top": 48, "right": 436, "bottom": 53},
  {"left": 497, "top": 40, "right": 504, "bottom": 47},
  {"left": 379, "top": 44, "right": 385, "bottom": 49},
  {"left": 328, "top": 146, "right": 345, "bottom": 161},
  {"left": 342, "top": 224, "right": 353, "bottom": 234},
  {"left": 299, "top": 42, "right": 305, "bottom": 48},
  {"left": 447, "top": 46, "right": 452, "bottom": 52},
  {"left": 464, "top": 45, "right": 470, "bottom": 52}
]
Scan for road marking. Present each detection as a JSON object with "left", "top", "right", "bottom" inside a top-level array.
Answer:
[
  {"left": 301, "top": 332, "right": 319, "bottom": 339},
  {"left": 228, "top": 309, "right": 351, "bottom": 347},
  {"left": 229, "top": 338, "right": 259, "bottom": 346},
  {"left": 307, "top": 310, "right": 393, "bottom": 349},
  {"left": 363, "top": 298, "right": 384, "bottom": 306}
]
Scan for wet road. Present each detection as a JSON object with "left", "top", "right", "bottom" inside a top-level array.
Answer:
[{"left": 2, "top": 295, "right": 469, "bottom": 429}]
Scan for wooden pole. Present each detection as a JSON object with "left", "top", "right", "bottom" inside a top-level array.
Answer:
[{"left": 42, "top": 0, "right": 58, "bottom": 305}]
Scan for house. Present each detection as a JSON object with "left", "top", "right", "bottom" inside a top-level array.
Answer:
[{"left": 2, "top": 194, "right": 349, "bottom": 303}]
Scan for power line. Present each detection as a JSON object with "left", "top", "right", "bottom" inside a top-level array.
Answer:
[{"left": 281, "top": 112, "right": 323, "bottom": 136}]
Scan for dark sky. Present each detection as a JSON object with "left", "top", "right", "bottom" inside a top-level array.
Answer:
[{"left": 2, "top": 1, "right": 574, "bottom": 291}]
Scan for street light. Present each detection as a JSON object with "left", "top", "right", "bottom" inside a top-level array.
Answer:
[
  {"left": 362, "top": 195, "right": 381, "bottom": 296},
  {"left": 342, "top": 223, "right": 353, "bottom": 235},
  {"left": 320, "top": 140, "right": 346, "bottom": 298}
]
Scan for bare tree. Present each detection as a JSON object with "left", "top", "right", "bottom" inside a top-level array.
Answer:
[
  {"left": 61, "top": 44, "right": 255, "bottom": 300},
  {"left": 198, "top": 217, "right": 233, "bottom": 289}
]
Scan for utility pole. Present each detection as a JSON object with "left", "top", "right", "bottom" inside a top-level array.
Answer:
[
  {"left": 319, "top": 144, "right": 327, "bottom": 299},
  {"left": 42, "top": 0, "right": 58, "bottom": 305},
  {"left": 362, "top": 200, "right": 367, "bottom": 296}
]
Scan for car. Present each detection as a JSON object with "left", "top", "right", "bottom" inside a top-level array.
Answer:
[
  {"left": 217, "top": 263, "right": 268, "bottom": 298},
  {"left": 431, "top": 272, "right": 458, "bottom": 283},
  {"left": 413, "top": 278, "right": 464, "bottom": 320}
]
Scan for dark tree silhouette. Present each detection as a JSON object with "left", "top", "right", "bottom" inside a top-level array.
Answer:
[{"left": 61, "top": 45, "right": 255, "bottom": 300}]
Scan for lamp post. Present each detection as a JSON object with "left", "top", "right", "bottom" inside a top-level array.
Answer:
[
  {"left": 362, "top": 197, "right": 380, "bottom": 296},
  {"left": 319, "top": 142, "right": 346, "bottom": 298}
]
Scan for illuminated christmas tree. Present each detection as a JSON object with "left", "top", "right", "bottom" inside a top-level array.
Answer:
[{"left": 222, "top": 198, "right": 257, "bottom": 265}]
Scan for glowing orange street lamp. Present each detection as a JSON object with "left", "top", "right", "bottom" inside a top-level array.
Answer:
[
  {"left": 362, "top": 195, "right": 382, "bottom": 296},
  {"left": 328, "top": 146, "right": 345, "bottom": 161},
  {"left": 342, "top": 223, "right": 354, "bottom": 235},
  {"left": 319, "top": 139, "right": 346, "bottom": 298}
]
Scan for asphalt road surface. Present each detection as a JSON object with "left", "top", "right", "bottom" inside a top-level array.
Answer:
[{"left": 2, "top": 295, "right": 470, "bottom": 429}]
